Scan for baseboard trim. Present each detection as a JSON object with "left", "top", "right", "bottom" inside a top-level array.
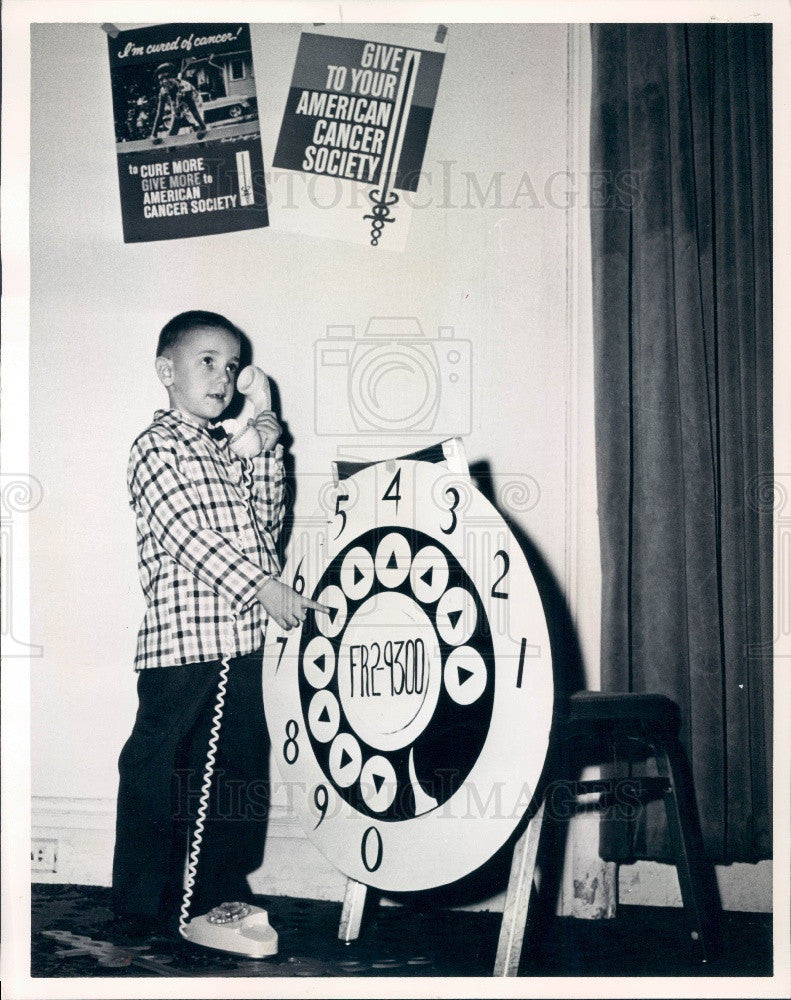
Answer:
[
  {"left": 618, "top": 859, "right": 772, "bottom": 913},
  {"left": 30, "top": 795, "right": 316, "bottom": 891},
  {"left": 32, "top": 796, "right": 772, "bottom": 912}
]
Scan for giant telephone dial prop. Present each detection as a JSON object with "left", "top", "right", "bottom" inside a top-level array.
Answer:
[{"left": 264, "top": 440, "right": 554, "bottom": 892}]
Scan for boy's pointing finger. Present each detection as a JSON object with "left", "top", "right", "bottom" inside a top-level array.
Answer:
[{"left": 301, "top": 598, "right": 332, "bottom": 614}]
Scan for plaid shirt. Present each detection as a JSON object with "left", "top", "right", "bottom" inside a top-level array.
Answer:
[{"left": 128, "top": 409, "right": 285, "bottom": 670}]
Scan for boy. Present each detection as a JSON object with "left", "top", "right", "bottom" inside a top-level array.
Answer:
[{"left": 110, "top": 311, "right": 322, "bottom": 942}]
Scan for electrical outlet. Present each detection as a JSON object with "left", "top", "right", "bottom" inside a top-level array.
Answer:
[{"left": 31, "top": 838, "right": 58, "bottom": 873}]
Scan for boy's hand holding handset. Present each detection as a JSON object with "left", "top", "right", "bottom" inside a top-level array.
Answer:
[
  {"left": 222, "top": 365, "right": 281, "bottom": 459},
  {"left": 227, "top": 365, "right": 330, "bottom": 628}
]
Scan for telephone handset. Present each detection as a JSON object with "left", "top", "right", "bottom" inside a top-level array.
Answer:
[{"left": 221, "top": 365, "right": 271, "bottom": 458}]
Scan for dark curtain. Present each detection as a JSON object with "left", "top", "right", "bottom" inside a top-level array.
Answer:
[{"left": 590, "top": 24, "right": 772, "bottom": 864}]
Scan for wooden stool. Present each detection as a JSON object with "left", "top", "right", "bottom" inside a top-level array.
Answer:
[{"left": 494, "top": 691, "right": 719, "bottom": 975}]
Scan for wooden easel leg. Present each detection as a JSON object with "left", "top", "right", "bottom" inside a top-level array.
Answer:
[
  {"left": 338, "top": 877, "right": 368, "bottom": 943},
  {"left": 493, "top": 800, "right": 545, "bottom": 977}
]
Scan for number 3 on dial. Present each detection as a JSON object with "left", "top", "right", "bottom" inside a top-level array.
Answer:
[{"left": 442, "top": 486, "right": 460, "bottom": 535}]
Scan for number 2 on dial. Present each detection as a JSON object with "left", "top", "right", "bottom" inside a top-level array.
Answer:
[{"left": 491, "top": 549, "right": 510, "bottom": 599}]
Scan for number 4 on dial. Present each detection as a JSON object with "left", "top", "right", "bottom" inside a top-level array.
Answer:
[{"left": 382, "top": 469, "right": 402, "bottom": 514}]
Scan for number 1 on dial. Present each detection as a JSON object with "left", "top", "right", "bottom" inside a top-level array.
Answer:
[{"left": 516, "top": 637, "right": 541, "bottom": 687}]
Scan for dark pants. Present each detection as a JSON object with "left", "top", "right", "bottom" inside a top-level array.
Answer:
[{"left": 111, "top": 652, "right": 269, "bottom": 921}]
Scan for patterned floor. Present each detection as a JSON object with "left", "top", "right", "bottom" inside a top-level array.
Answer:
[{"left": 31, "top": 884, "right": 772, "bottom": 979}]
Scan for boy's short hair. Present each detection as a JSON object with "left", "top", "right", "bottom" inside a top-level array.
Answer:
[{"left": 157, "top": 311, "right": 241, "bottom": 358}]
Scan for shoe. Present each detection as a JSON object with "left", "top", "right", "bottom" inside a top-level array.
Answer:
[
  {"left": 103, "top": 912, "right": 159, "bottom": 946},
  {"left": 196, "top": 130, "right": 207, "bottom": 140}
]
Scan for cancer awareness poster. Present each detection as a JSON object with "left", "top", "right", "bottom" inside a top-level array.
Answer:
[
  {"left": 272, "top": 25, "right": 446, "bottom": 250},
  {"left": 108, "top": 22, "right": 268, "bottom": 242}
]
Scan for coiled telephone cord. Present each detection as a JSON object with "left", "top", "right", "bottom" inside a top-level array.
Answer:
[{"left": 178, "top": 653, "right": 231, "bottom": 937}]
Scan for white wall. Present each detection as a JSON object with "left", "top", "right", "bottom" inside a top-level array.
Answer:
[{"left": 27, "top": 20, "right": 769, "bottom": 914}]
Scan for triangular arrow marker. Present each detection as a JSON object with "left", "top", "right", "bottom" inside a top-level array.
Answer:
[
  {"left": 313, "top": 653, "right": 327, "bottom": 674},
  {"left": 419, "top": 566, "right": 434, "bottom": 587},
  {"left": 457, "top": 665, "right": 475, "bottom": 686},
  {"left": 372, "top": 773, "right": 385, "bottom": 794},
  {"left": 328, "top": 605, "right": 339, "bottom": 624},
  {"left": 447, "top": 609, "right": 463, "bottom": 630},
  {"left": 340, "top": 748, "right": 352, "bottom": 769},
  {"left": 386, "top": 551, "right": 398, "bottom": 571},
  {"left": 318, "top": 705, "right": 331, "bottom": 723},
  {"left": 353, "top": 565, "right": 364, "bottom": 585}
]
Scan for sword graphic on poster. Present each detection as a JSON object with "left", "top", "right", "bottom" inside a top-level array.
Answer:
[{"left": 271, "top": 25, "right": 447, "bottom": 250}]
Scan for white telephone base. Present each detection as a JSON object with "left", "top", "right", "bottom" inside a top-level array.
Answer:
[{"left": 181, "top": 902, "right": 278, "bottom": 959}]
